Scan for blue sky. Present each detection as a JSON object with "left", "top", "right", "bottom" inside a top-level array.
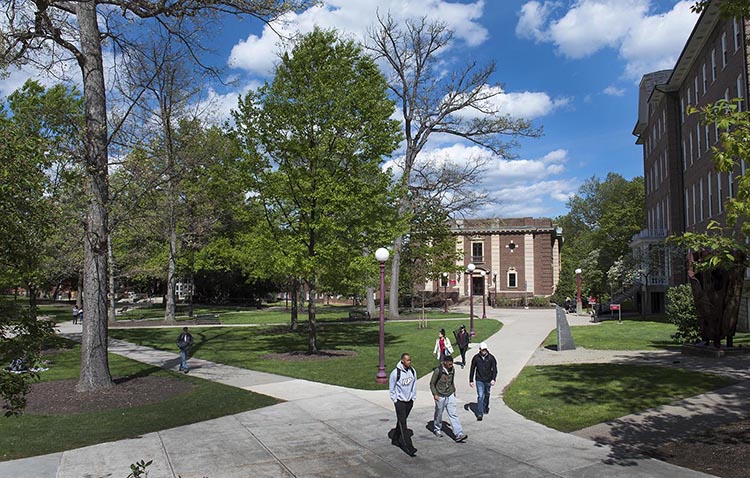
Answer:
[{"left": 2, "top": 0, "right": 702, "bottom": 219}]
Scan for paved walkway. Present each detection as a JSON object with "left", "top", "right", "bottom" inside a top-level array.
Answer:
[{"left": 1, "top": 307, "right": 727, "bottom": 477}]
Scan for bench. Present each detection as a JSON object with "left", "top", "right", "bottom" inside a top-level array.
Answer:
[
  {"left": 194, "top": 313, "right": 221, "bottom": 325},
  {"left": 348, "top": 310, "right": 371, "bottom": 321}
]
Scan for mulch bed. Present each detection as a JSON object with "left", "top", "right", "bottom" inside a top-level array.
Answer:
[
  {"left": 653, "top": 418, "right": 750, "bottom": 478},
  {"left": 261, "top": 350, "right": 357, "bottom": 362},
  {"left": 23, "top": 376, "right": 194, "bottom": 414}
]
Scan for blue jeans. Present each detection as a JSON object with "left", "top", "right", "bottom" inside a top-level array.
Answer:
[
  {"left": 179, "top": 348, "right": 189, "bottom": 370},
  {"left": 476, "top": 380, "right": 491, "bottom": 417},
  {"left": 434, "top": 394, "right": 463, "bottom": 437}
]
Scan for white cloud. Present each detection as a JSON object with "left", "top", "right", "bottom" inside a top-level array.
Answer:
[
  {"left": 516, "top": 0, "right": 698, "bottom": 79},
  {"left": 228, "top": 0, "right": 488, "bottom": 76},
  {"left": 603, "top": 85, "right": 626, "bottom": 96},
  {"left": 457, "top": 85, "right": 570, "bottom": 121},
  {"left": 476, "top": 179, "right": 578, "bottom": 217}
]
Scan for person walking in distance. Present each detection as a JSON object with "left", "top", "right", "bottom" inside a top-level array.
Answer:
[
  {"left": 433, "top": 328, "right": 453, "bottom": 362},
  {"left": 469, "top": 342, "right": 497, "bottom": 421},
  {"left": 453, "top": 325, "right": 470, "bottom": 368},
  {"left": 176, "top": 327, "right": 194, "bottom": 373},
  {"left": 430, "top": 355, "right": 468, "bottom": 442},
  {"left": 72, "top": 305, "right": 79, "bottom": 325},
  {"left": 388, "top": 353, "right": 418, "bottom": 456}
]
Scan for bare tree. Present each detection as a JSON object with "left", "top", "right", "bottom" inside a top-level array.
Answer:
[
  {"left": 367, "top": 13, "right": 541, "bottom": 317},
  {"left": 1, "top": 0, "right": 308, "bottom": 392}
]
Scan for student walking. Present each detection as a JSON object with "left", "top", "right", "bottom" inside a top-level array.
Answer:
[
  {"left": 388, "top": 353, "right": 418, "bottom": 456},
  {"left": 469, "top": 342, "right": 497, "bottom": 421},
  {"left": 176, "top": 327, "right": 194, "bottom": 373},
  {"left": 433, "top": 328, "right": 453, "bottom": 362},
  {"left": 72, "top": 305, "right": 79, "bottom": 325},
  {"left": 430, "top": 355, "right": 467, "bottom": 442},
  {"left": 453, "top": 325, "right": 470, "bottom": 368}
]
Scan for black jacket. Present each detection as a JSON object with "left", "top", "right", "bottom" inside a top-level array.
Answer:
[{"left": 469, "top": 352, "right": 497, "bottom": 383}]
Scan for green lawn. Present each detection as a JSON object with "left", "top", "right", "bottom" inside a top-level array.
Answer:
[
  {"left": 0, "top": 343, "right": 279, "bottom": 462},
  {"left": 110, "top": 319, "right": 500, "bottom": 390},
  {"left": 543, "top": 318, "right": 750, "bottom": 350},
  {"left": 504, "top": 363, "right": 734, "bottom": 432}
]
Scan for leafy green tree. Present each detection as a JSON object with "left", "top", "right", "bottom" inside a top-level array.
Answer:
[
  {"left": 666, "top": 284, "right": 700, "bottom": 344},
  {"left": 1, "top": 0, "right": 309, "bottom": 392},
  {"left": 553, "top": 174, "right": 644, "bottom": 304},
  {"left": 234, "top": 28, "right": 403, "bottom": 352}
]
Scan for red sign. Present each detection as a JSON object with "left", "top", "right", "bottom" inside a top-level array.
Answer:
[
  {"left": 449, "top": 280, "right": 457, "bottom": 286},
  {"left": 610, "top": 304, "right": 621, "bottom": 311}
]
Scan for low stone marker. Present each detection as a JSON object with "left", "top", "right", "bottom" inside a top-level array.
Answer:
[{"left": 556, "top": 305, "right": 576, "bottom": 351}]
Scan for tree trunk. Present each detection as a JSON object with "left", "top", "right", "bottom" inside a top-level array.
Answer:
[
  {"left": 389, "top": 235, "right": 403, "bottom": 318},
  {"left": 366, "top": 286, "right": 375, "bottom": 317},
  {"left": 307, "top": 279, "right": 318, "bottom": 353},
  {"left": 76, "top": 1, "right": 114, "bottom": 392},
  {"left": 108, "top": 236, "right": 116, "bottom": 325},
  {"left": 290, "top": 278, "right": 299, "bottom": 331},
  {"left": 165, "top": 223, "right": 177, "bottom": 321},
  {"left": 76, "top": 272, "right": 83, "bottom": 308}
]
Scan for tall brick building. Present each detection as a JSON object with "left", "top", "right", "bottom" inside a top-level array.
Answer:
[
  {"left": 424, "top": 217, "right": 563, "bottom": 302},
  {"left": 633, "top": 1, "right": 749, "bottom": 328}
]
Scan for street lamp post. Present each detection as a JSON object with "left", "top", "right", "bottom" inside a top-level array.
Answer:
[
  {"left": 375, "top": 247, "right": 390, "bottom": 384},
  {"left": 480, "top": 270, "right": 487, "bottom": 319},
  {"left": 442, "top": 272, "right": 449, "bottom": 313},
  {"left": 575, "top": 268, "right": 582, "bottom": 315},
  {"left": 466, "top": 263, "right": 476, "bottom": 336}
]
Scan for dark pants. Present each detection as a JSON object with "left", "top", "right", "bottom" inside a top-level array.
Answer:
[
  {"left": 392, "top": 400, "right": 415, "bottom": 452},
  {"left": 459, "top": 346, "right": 468, "bottom": 365}
]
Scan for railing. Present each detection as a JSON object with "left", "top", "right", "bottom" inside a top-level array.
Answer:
[
  {"left": 630, "top": 229, "right": 667, "bottom": 242},
  {"left": 471, "top": 255, "right": 484, "bottom": 264}
]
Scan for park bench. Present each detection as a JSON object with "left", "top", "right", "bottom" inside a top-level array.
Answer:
[
  {"left": 194, "top": 313, "right": 221, "bottom": 325},
  {"left": 348, "top": 310, "right": 371, "bottom": 321}
]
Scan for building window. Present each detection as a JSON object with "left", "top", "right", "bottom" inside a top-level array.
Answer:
[
  {"left": 722, "top": 32, "right": 728, "bottom": 67},
  {"left": 702, "top": 63, "right": 708, "bottom": 94},
  {"left": 682, "top": 140, "right": 687, "bottom": 170},
  {"left": 689, "top": 131, "right": 694, "bottom": 165},
  {"left": 687, "top": 88, "right": 692, "bottom": 107},
  {"left": 680, "top": 97, "right": 685, "bottom": 123},
  {"left": 694, "top": 76, "right": 699, "bottom": 103},
  {"left": 696, "top": 124, "right": 701, "bottom": 157},
  {"left": 699, "top": 178, "right": 704, "bottom": 222},
  {"left": 685, "top": 191, "right": 690, "bottom": 227},
  {"left": 708, "top": 171, "right": 713, "bottom": 217},
  {"left": 705, "top": 124, "right": 710, "bottom": 151},
  {"left": 734, "top": 17, "right": 741, "bottom": 51},
  {"left": 712, "top": 49, "right": 717, "bottom": 81},
  {"left": 718, "top": 174, "right": 723, "bottom": 213},
  {"left": 738, "top": 74, "right": 744, "bottom": 112},
  {"left": 507, "top": 268, "right": 517, "bottom": 288},
  {"left": 692, "top": 183, "right": 697, "bottom": 225},
  {"left": 471, "top": 242, "right": 484, "bottom": 264},
  {"left": 729, "top": 171, "right": 735, "bottom": 198}
]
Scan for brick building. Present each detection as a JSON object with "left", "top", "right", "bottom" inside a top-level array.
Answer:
[
  {"left": 424, "top": 217, "right": 563, "bottom": 303},
  {"left": 632, "top": 1, "right": 749, "bottom": 328}
]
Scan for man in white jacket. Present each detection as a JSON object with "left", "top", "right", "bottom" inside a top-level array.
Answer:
[{"left": 388, "top": 353, "right": 418, "bottom": 456}]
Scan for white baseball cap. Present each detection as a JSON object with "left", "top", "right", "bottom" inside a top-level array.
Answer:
[{"left": 479, "top": 342, "right": 488, "bottom": 350}]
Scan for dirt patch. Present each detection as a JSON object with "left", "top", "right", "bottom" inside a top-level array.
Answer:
[
  {"left": 654, "top": 418, "right": 750, "bottom": 478},
  {"left": 23, "top": 376, "right": 194, "bottom": 414},
  {"left": 262, "top": 350, "right": 357, "bottom": 362}
]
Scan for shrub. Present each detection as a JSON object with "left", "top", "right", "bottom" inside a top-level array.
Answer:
[{"left": 666, "top": 284, "right": 700, "bottom": 343}]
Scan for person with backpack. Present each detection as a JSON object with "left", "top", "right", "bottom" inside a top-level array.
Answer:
[
  {"left": 72, "top": 305, "right": 79, "bottom": 325},
  {"left": 469, "top": 342, "right": 497, "bottom": 421},
  {"left": 430, "top": 355, "right": 467, "bottom": 442},
  {"left": 388, "top": 352, "right": 418, "bottom": 456},
  {"left": 176, "top": 327, "right": 194, "bottom": 373},
  {"left": 433, "top": 328, "right": 453, "bottom": 362},
  {"left": 453, "top": 324, "right": 470, "bottom": 368}
]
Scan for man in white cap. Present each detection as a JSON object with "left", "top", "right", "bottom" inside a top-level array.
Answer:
[{"left": 469, "top": 342, "right": 497, "bottom": 421}]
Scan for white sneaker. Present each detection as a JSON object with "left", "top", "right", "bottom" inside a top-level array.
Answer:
[{"left": 434, "top": 430, "right": 443, "bottom": 437}]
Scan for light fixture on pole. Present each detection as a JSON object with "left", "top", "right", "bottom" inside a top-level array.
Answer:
[
  {"left": 480, "top": 270, "right": 487, "bottom": 319},
  {"left": 575, "top": 268, "right": 582, "bottom": 315},
  {"left": 466, "top": 263, "right": 476, "bottom": 336},
  {"left": 375, "top": 247, "right": 390, "bottom": 384},
  {"left": 442, "top": 272, "right": 449, "bottom": 313}
]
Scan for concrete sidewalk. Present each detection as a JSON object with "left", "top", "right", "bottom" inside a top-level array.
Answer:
[{"left": 1, "top": 308, "right": 716, "bottom": 477}]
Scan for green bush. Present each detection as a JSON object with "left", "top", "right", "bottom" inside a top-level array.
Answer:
[{"left": 666, "top": 284, "right": 700, "bottom": 343}]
